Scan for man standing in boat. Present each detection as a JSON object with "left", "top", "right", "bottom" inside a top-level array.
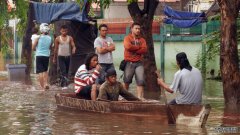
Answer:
[
  {"left": 94, "top": 24, "right": 115, "bottom": 85},
  {"left": 98, "top": 68, "right": 140, "bottom": 101},
  {"left": 123, "top": 22, "right": 147, "bottom": 100},
  {"left": 156, "top": 52, "right": 203, "bottom": 104}
]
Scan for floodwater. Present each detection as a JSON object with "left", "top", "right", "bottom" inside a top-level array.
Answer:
[
  {"left": 0, "top": 42, "right": 240, "bottom": 135},
  {"left": 0, "top": 74, "right": 237, "bottom": 135}
]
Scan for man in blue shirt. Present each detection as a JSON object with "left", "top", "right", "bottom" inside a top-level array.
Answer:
[{"left": 32, "top": 23, "right": 52, "bottom": 90}]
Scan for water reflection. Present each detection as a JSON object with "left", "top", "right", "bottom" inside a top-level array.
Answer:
[
  {"left": 222, "top": 105, "right": 240, "bottom": 127},
  {"left": 52, "top": 110, "right": 172, "bottom": 135}
]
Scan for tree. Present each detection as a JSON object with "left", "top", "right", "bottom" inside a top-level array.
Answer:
[{"left": 217, "top": 0, "right": 240, "bottom": 106}]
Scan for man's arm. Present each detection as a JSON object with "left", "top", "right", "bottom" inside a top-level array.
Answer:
[
  {"left": 136, "top": 39, "right": 147, "bottom": 54},
  {"left": 53, "top": 37, "right": 59, "bottom": 64},
  {"left": 106, "top": 42, "right": 115, "bottom": 52},
  {"left": 69, "top": 36, "right": 76, "bottom": 54},
  {"left": 123, "top": 36, "right": 140, "bottom": 51},
  {"left": 32, "top": 37, "right": 39, "bottom": 51},
  {"left": 157, "top": 78, "right": 174, "bottom": 93},
  {"left": 97, "top": 85, "right": 109, "bottom": 100},
  {"left": 94, "top": 38, "right": 109, "bottom": 54},
  {"left": 119, "top": 83, "right": 140, "bottom": 101},
  {"left": 95, "top": 46, "right": 109, "bottom": 54}
]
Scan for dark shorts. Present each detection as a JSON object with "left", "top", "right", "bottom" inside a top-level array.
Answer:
[
  {"left": 76, "top": 86, "right": 92, "bottom": 100},
  {"left": 36, "top": 56, "right": 49, "bottom": 74},
  {"left": 97, "top": 63, "right": 115, "bottom": 85},
  {"left": 123, "top": 61, "right": 145, "bottom": 86},
  {"left": 168, "top": 99, "right": 177, "bottom": 105}
]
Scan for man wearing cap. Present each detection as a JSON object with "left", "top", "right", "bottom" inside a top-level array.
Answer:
[
  {"left": 98, "top": 69, "right": 140, "bottom": 101},
  {"left": 156, "top": 52, "right": 203, "bottom": 104},
  {"left": 32, "top": 23, "right": 52, "bottom": 90}
]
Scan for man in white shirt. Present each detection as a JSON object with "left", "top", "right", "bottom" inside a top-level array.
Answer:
[
  {"left": 156, "top": 52, "right": 203, "bottom": 104},
  {"left": 94, "top": 24, "right": 115, "bottom": 85}
]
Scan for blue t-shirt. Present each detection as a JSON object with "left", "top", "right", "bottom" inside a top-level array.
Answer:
[{"left": 36, "top": 35, "right": 52, "bottom": 57}]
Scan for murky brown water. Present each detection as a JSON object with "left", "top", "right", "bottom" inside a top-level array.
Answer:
[
  {"left": 1, "top": 43, "right": 240, "bottom": 135},
  {"left": 0, "top": 71, "right": 239, "bottom": 135}
]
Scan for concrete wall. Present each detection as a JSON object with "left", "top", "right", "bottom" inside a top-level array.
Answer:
[{"left": 103, "top": 1, "right": 190, "bottom": 19}]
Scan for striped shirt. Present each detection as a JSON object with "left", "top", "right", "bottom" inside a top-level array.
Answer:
[{"left": 74, "top": 64, "right": 100, "bottom": 93}]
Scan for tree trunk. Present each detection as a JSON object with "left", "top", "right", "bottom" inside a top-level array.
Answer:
[
  {"left": 128, "top": 0, "right": 160, "bottom": 99},
  {"left": 223, "top": 104, "right": 240, "bottom": 126},
  {"left": 217, "top": 0, "right": 240, "bottom": 106},
  {"left": 21, "top": 2, "right": 35, "bottom": 75}
]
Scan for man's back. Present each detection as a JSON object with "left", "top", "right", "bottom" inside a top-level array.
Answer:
[{"left": 171, "top": 67, "right": 203, "bottom": 104}]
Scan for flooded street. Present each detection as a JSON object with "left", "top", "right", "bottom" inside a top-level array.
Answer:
[{"left": 0, "top": 71, "right": 238, "bottom": 135}]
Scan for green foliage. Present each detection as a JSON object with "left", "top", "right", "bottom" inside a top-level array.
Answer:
[
  {"left": 0, "top": 1, "right": 8, "bottom": 29},
  {"left": 127, "top": 0, "right": 138, "bottom": 4},
  {"left": 0, "top": 28, "right": 13, "bottom": 59},
  {"left": 14, "top": 0, "right": 29, "bottom": 36},
  {"left": 196, "top": 17, "right": 240, "bottom": 71},
  {"left": 208, "top": 13, "right": 220, "bottom": 21},
  {"left": 75, "top": 0, "right": 113, "bottom": 9}
]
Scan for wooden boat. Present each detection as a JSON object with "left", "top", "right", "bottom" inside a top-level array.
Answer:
[{"left": 55, "top": 93, "right": 211, "bottom": 127}]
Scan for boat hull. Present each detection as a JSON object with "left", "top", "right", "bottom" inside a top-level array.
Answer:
[{"left": 55, "top": 93, "right": 211, "bottom": 127}]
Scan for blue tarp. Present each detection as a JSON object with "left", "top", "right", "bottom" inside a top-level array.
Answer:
[
  {"left": 33, "top": 1, "right": 88, "bottom": 24},
  {"left": 164, "top": 18, "right": 204, "bottom": 28},
  {"left": 163, "top": 6, "right": 206, "bottom": 28}
]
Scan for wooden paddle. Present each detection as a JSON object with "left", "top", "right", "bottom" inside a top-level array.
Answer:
[{"left": 156, "top": 70, "right": 176, "bottom": 124}]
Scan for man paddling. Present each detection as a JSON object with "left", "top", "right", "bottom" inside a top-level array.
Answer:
[
  {"left": 156, "top": 52, "right": 203, "bottom": 104},
  {"left": 97, "top": 69, "right": 140, "bottom": 101}
]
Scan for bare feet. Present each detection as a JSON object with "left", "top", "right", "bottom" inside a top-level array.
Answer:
[{"left": 44, "top": 85, "right": 50, "bottom": 90}]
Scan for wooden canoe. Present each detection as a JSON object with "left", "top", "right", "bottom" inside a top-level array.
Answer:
[{"left": 55, "top": 93, "right": 211, "bottom": 127}]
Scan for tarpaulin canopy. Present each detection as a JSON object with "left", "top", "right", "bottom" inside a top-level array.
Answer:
[
  {"left": 32, "top": 1, "right": 88, "bottom": 24},
  {"left": 163, "top": 6, "right": 206, "bottom": 28},
  {"left": 164, "top": 18, "right": 204, "bottom": 28}
]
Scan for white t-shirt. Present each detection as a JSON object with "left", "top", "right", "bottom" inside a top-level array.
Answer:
[
  {"left": 170, "top": 67, "right": 203, "bottom": 104},
  {"left": 94, "top": 36, "right": 113, "bottom": 64},
  {"left": 31, "top": 34, "right": 40, "bottom": 44}
]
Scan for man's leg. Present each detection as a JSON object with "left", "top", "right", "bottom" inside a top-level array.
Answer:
[
  {"left": 98, "top": 64, "right": 108, "bottom": 85},
  {"left": 123, "top": 62, "right": 134, "bottom": 91},
  {"left": 124, "top": 83, "right": 129, "bottom": 90},
  {"left": 65, "top": 56, "right": 70, "bottom": 86},
  {"left": 58, "top": 56, "right": 67, "bottom": 87},
  {"left": 135, "top": 63, "right": 145, "bottom": 99},
  {"left": 43, "top": 71, "right": 49, "bottom": 89},
  {"left": 91, "top": 84, "right": 97, "bottom": 101},
  {"left": 38, "top": 73, "right": 44, "bottom": 89},
  {"left": 136, "top": 85, "right": 144, "bottom": 99}
]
